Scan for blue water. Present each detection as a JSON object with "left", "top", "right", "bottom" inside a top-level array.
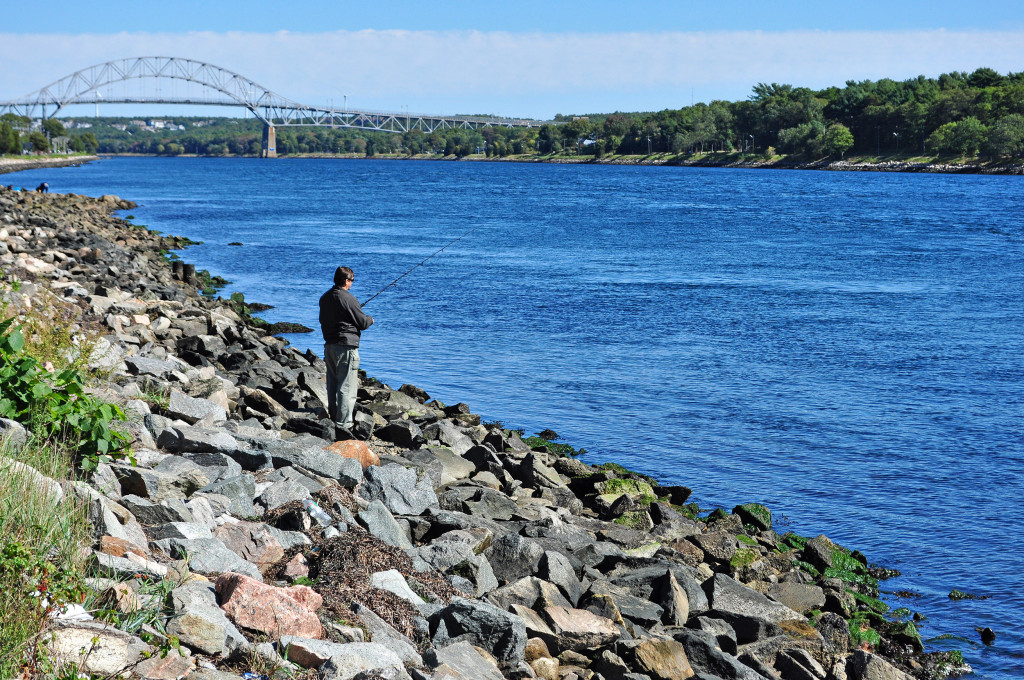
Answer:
[{"left": 13, "top": 158, "right": 1024, "bottom": 678}]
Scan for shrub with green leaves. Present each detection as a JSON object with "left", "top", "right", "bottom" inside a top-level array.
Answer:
[
  {"left": 0, "top": 540, "right": 86, "bottom": 676},
  {"left": 0, "top": 318, "right": 132, "bottom": 471}
]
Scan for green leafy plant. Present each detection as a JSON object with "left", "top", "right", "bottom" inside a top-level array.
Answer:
[
  {"left": 0, "top": 318, "right": 132, "bottom": 471},
  {"left": 0, "top": 538, "right": 86, "bottom": 676}
]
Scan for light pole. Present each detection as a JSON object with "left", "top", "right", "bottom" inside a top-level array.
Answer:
[
  {"left": 748, "top": 134, "right": 754, "bottom": 152},
  {"left": 876, "top": 126, "right": 880, "bottom": 156},
  {"left": 893, "top": 131, "right": 900, "bottom": 153},
  {"left": 647, "top": 135, "right": 652, "bottom": 155}
]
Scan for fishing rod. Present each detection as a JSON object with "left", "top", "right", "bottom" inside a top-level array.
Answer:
[{"left": 361, "top": 226, "right": 479, "bottom": 306}]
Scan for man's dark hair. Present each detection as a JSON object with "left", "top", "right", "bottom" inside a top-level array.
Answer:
[{"left": 334, "top": 267, "right": 354, "bottom": 286}]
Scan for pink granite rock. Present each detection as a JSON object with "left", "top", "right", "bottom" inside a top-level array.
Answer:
[{"left": 215, "top": 572, "right": 322, "bottom": 639}]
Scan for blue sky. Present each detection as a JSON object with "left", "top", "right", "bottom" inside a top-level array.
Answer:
[
  {"left": 8, "top": 0, "right": 1024, "bottom": 33},
  {"left": 3, "top": 1, "right": 1024, "bottom": 119}
]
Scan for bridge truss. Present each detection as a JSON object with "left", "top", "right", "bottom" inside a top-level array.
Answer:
[{"left": 0, "top": 56, "right": 547, "bottom": 135}]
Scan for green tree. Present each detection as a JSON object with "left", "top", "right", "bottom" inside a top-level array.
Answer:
[
  {"left": 0, "top": 122, "right": 18, "bottom": 155},
  {"left": 562, "top": 118, "right": 594, "bottom": 154},
  {"left": 967, "top": 67, "right": 1003, "bottom": 89},
  {"left": 41, "top": 119, "right": 66, "bottom": 138},
  {"left": 823, "top": 123, "right": 855, "bottom": 158},
  {"left": 928, "top": 116, "right": 987, "bottom": 155},
  {"left": 603, "top": 114, "right": 632, "bottom": 137},
  {"left": 537, "top": 124, "right": 562, "bottom": 154},
  {"left": 69, "top": 131, "right": 99, "bottom": 153},
  {"left": 983, "top": 114, "right": 1024, "bottom": 157},
  {"left": 777, "top": 121, "right": 824, "bottom": 156},
  {"left": 28, "top": 131, "right": 50, "bottom": 152},
  {"left": 0, "top": 113, "right": 29, "bottom": 127},
  {"left": 690, "top": 105, "right": 718, "bottom": 153}
]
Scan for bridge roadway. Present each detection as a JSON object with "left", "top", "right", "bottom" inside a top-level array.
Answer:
[{"left": 0, "top": 56, "right": 550, "bottom": 157}]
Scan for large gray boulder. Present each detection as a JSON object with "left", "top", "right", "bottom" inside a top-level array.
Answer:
[
  {"left": 166, "top": 389, "right": 226, "bottom": 425},
  {"left": 151, "top": 537, "right": 262, "bottom": 581},
  {"left": 370, "top": 390, "right": 428, "bottom": 418},
  {"left": 157, "top": 426, "right": 242, "bottom": 456},
  {"left": 257, "top": 478, "right": 312, "bottom": 511},
  {"left": 74, "top": 485, "right": 148, "bottom": 550},
  {"left": 706, "top": 573, "right": 804, "bottom": 643},
  {"left": 113, "top": 456, "right": 216, "bottom": 501},
  {"left": 358, "top": 463, "right": 438, "bottom": 515},
  {"left": 166, "top": 581, "right": 248, "bottom": 657},
  {"left": 125, "top": 355, "right": 182, "bottom": 381},
  {"left": 607, "top": 561, "right": 710, "bottom": 617},
  {"left": 851, "top": 650, "right": 916, "bottom": 680},
  {"left": 673, "top": 628, "right": 764, "bottom": 680},
  {"left": 415, "top": 539, "right": 477, "bottom": 573},
  {"left": 584, "top": 579, "right": 664, "bottom": 627},
  {"left": 484, "top": 532, "right": 544, "bottom": 585},
  {"left": 463, "top": 487, "right": 520, "bottom": 521},
  {"left": 0, "top": 419, "right": 28, "bottom": 448},
  {"left": 424, "top": 640, "right": 505, "bottom": 680},
  {"left": 263, "top": 439, "right": 362, "bottom": 486},
  {"left": 118, "top": 494, "right": 193, "bottom": 525},
  {"left": 422, "top": 420, "right": 475, "bottom": 456},
  {"left": 349, "top": 601, "right": 422, "bottom": 665},
  {"left": 537, "top": 550, "right": 584, "bottom": 606},
  {"left": 356, "top": 500, "right": 413, "bottom": 550},
  {"left": 486, "top": 576, "right": 572, "bottom": 611},
  {"left": 375, "top": 420, "right": 426, "bottom": 449},
  {"left": 46, "top": 619, "right": 150, "bottom": 676},
  {"left": 147, "top": 522, "right": 213, "bottom": 540},
  {"left": 369, "top": 569, "right": 424, "bottom": 606},
  {"left": 195, "top": 474, "right": 256, "bottom": 518},
  {"left": 423, "top": 446, "right": 477, "bottom": 484},
  {"left": 429, "top": 597, "right": 527, "bottom": 668},
  {"left": 767, "top": 581, "right": 826, "bottom": 615},
  {"left": 319, "top": 643, "right": 412, "bottom": 680},
  {"left": 281, "top": 636, "right": 365, "bottom": 669}
]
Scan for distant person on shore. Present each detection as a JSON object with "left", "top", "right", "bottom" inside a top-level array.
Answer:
[
  {"left": 35, "top": 182, "right": 48, "bottom": 193},
  {"left": 319, "top": 266, "right": 373, "bottom": 439}
]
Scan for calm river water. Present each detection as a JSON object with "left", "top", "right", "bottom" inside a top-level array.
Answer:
[{"left": 14, "top": 157, "right": 1024, "bottom": 678}]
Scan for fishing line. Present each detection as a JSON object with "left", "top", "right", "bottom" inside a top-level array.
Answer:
[{"left": 361, "top": 226, "right": 480, "bottom": 306}]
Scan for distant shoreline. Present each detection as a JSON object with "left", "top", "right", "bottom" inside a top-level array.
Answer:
[
  {"left": 3, "top": 152, "right": 1022, "bottom": 176},
  {"left": 0, "top": 155, "right": 100, "bottom": 176}
]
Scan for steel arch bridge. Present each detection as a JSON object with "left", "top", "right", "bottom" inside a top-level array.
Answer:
[{"left": 0, "top": 56, "right": 548, "bottom": 156}]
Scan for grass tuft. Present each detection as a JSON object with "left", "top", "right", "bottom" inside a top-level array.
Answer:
[{"left": 0, "top": 438, "right": 89, "bottom": 677}]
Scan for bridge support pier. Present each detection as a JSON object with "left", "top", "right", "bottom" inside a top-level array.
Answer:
[{"left": 261, "top": 124, "right": 277, "bottom": 158}]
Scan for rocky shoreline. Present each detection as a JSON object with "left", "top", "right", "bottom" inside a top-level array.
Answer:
[
  {"left": 0, "top": 187, "right": 968, "bottom": 680},
  {"left": 10, "top": 153, "right": 1022, "bottom": 178},
  {"left": 480, "top": 154, "right": 1024, "bottom": 175}
]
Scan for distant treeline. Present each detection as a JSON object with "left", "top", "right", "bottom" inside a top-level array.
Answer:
[{"left": 11, "top": 67, "right": 1024, "bottom": 161}]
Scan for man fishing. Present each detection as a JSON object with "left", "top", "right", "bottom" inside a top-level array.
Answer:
[{"left": 319, "top": 266, "right": 373, "bottom": 439}]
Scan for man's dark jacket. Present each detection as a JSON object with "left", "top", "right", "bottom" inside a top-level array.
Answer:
[{"left": 319, "top": 272, "right": 373, "bottom": 346}]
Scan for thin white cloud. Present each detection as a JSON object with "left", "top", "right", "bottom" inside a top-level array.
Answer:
[{"left": 2, "top": 29, "right": 1022, "bottom": 118}]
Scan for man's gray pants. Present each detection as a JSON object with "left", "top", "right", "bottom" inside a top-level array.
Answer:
[{"left": 325, "top": 343, "right": 359, "bottom": 429}]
